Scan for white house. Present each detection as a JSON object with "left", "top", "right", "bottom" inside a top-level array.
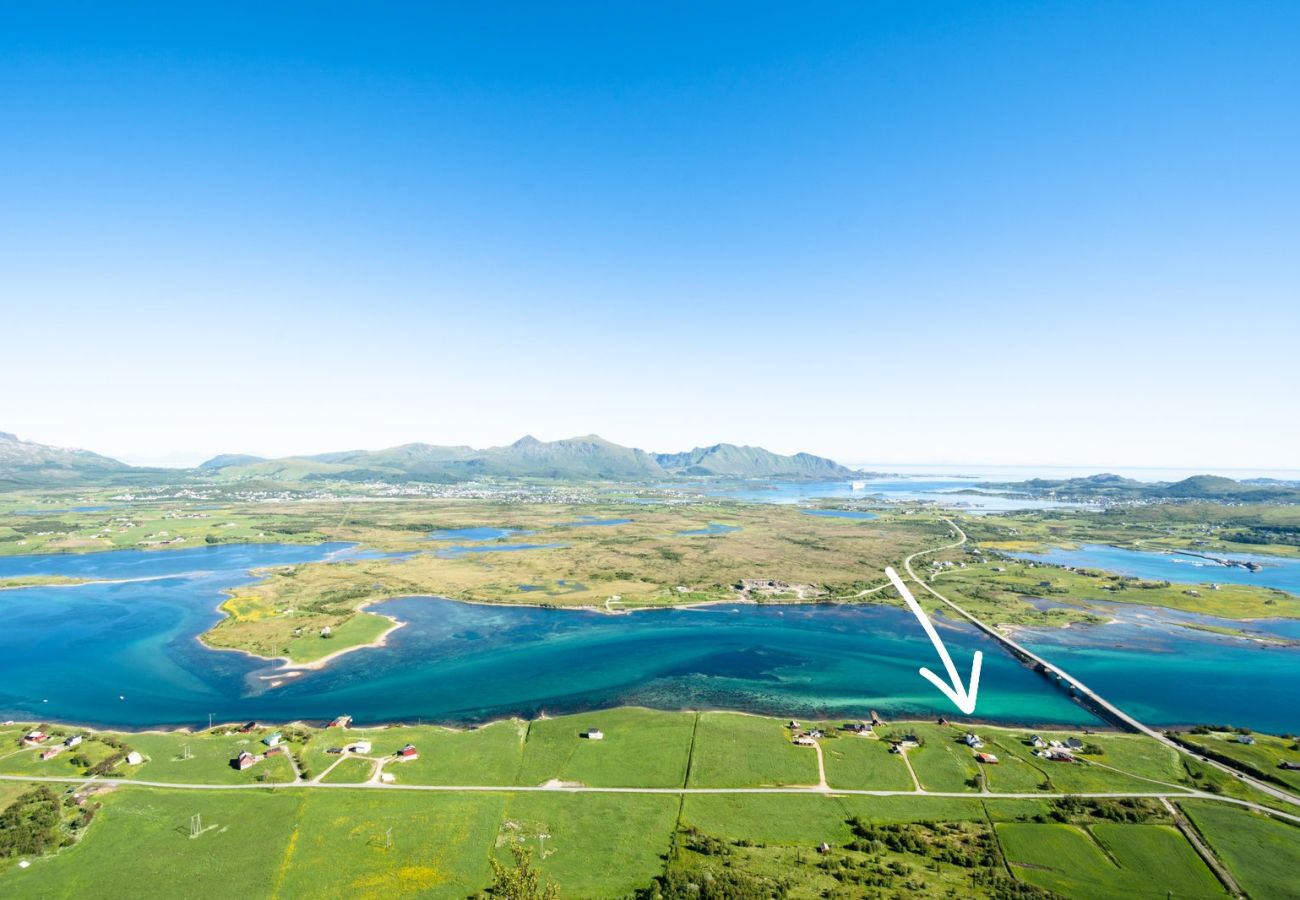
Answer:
[
  {"left": 584, "top": 729, "right": 604, "bottom": 741},
  {"left": 125, "top": 751, "right": 143, "bottom": 766}
]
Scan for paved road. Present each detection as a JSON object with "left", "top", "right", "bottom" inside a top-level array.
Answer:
[
  {"left": 902, "top": 518, "right": 1300, "bottom": 811},
  {"left": 2, "top": 772, "right": 1295, "bottom": 824}
]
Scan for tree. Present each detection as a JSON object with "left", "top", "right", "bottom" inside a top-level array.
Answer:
[{"left": 485, "top": 845, "right": 559, "bottom": 899}]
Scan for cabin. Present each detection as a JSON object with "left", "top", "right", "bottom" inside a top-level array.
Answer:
[
  {"left": 263, "top": 732, "right": 284, "bottom": 747},
  {"left": 583, "top": 728, "right": 604, "bottom": 740},
  {"left": 125, "top": 751, "right": 143, "bottom": 766},
  {"left": 1064, "top": 738, "right": 1085, "bottom": 751},
  {"left": 64, "top": 735, "right": 82, "bottom": 748},
  {"left": 974, "top": 752, "right": 999, "bottom": 764},
  {"left": 346, "top": 740, "right": 372, "bottom": 754},
  {"left": 807, "top": 728, "right": 825, "bottom": 739},
  {"left": 23, "top": 731, "right": 48, "bottom": 745},
  {"left": 964, "top": 733, "right": 984, "bottom": 749},
  {"left": 396, "top": 744, "right": 419, "bottom": 761},
  {"left": 1045, "top": 748, "right": 1076, "bottom": 762},
  {"left": 844, "top": 722, "right": 872, "bottom": 735},
  {"left": 235, "top": 751, "right": 259, "bottom": 770},
  {"left": 1236, "top": 735, "right": 1256, "bottom": 745},
  {"left": 1029, "top": 735, "right": 1047, "bottom": 749},
  {"left": 237, "top": 721, "right": 257, "bottom": 734},
  {"left": 788, "top": 721, "right": 800, "bottom": 730}
]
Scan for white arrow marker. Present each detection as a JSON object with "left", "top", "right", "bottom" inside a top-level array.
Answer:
[{"left": 885, "top": 566, "right": 982, "bottom": 715}]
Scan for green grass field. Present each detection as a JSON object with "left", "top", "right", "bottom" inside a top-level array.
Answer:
[
  {"left": 817, "top": 729, "right": 915, "bottom": 790},
  {"left": 900, "top": 723, "right": 982, "bottom": 791},
  {"left": 496, "top": 792, "right": 679, "bottom": 896},
  {"left": 320, "top": 756, "right": 376, "bottom": 784},
  {"left": 1179, "top": 730, "right": 1300, "bottom": 793},
  {"left": 515, "top": 708, "right": 695, "bottom": 788},
  {"left": 686, "top": 712, "right": 819, "bottom": 788},
  {"left": 1181, "top": 800, "right": 1300, "bottom": 900},
  {"left": 997, "top": 822, "right": 1224, "bottom": 898},
  {"left": 276, "top": 790, "right": 506, "bottom": 898}
]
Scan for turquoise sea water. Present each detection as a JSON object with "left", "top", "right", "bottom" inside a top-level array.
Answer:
[
  {"left": 1005, "top": 544, "right": 1300, "bottom": 596},
  {"left": 1, "top": 542, "right": 1296, "bottom": 732},
  {"left": 0, "top": 543, "right": 1093, "bottom": 729},
  {"left": 679, "top": 478, "right": 1082, "bottom": 512}
]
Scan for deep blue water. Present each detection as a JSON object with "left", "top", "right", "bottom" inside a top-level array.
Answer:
[
  {"left": 801, "top": 509, "right": 879, "bottom": 520},
  {"left": 1005, "top": 544, "right": 1300, "bottom": 596},
  {"left": 0, "top": 543, "right": 1296, "bottom": 732}
]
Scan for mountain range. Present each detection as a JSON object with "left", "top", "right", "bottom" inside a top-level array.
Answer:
[{"left": 0, "top": 431, "right": 856, "bottom": 488}]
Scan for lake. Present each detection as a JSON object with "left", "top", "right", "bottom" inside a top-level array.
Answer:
[{"left": 1, "top": 542, "right": 1295, "bottom": 732}]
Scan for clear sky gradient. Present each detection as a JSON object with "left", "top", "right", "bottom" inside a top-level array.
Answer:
[{"left": 2, "top": 3, "right": 1297, "bottom": 469}]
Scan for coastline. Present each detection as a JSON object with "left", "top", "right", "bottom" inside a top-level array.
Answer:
[{"left": 0, "top": 703, "right": 1132, "bottom": 739}]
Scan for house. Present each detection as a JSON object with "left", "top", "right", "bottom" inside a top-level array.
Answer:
[
  {"left": 320, "top": 626, "right": 332, "bottom": 637},
  {"left": 793, "top": 735, "right": 817, "bottom": 747},
  {"left": 64, "top": 735, "right": 82, "bottom": 748},
  {"left": 788, "top": 721, "right": 800, "bottom": 730},
  {"left": 40, "top": 746, "right": 64, "bottom": 761},
  {"left": 974, "top": 752, "right": 999, "bottom": 764},
  {"left": 1064, "top": 738, "right": 1084, "bottom": 751},
  {"left": 235, "top": 751, "right": 259, "bottom": 770},
  {"left": 1029, "top": 735, "right": 1047, "bottom": 749},
  {"left": 237, "top": 721, "right": 257, "bottom": 734},
  {"left": 1236, "top": 735, "right": 1256, "bottom": 745},
  {"left": 1045, "top": 748, "right": 1076, "bottom": 762},
  {"left": 265, "top": 745, "right": 285, "bottom": 756},
  {"left": 263, "top": 732, "right": 284, "bottom": 747},
  {"left": 23, "top": 731, "right": 48, "bottom": 745},
  {"left": 396, "top": 744, "right": 419, "bottom": 761},
  {"left": 346, "top": 740, "right": 372, "bottom": 754},
  {"left": 964, "top": 733, "right": 984, "bottom": 749},
  {"left": 844, "top": 722, "right": 872, "bottom": 735},
  {"left": 125, "top": 751, "right": 143, "bottom": 766},
  {"left": 380, "top": 772, "right": 396, "bottom": 783},
  {"left": 584, "top": 729, "right": 604, "bottom": 740},
  {"left": 807, "top": 729, "right": 825, "bottom": 739}
]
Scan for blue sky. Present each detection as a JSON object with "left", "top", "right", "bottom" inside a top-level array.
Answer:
[{"left": 2, "top": 2, "right": 1297, "bottom": 469}]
